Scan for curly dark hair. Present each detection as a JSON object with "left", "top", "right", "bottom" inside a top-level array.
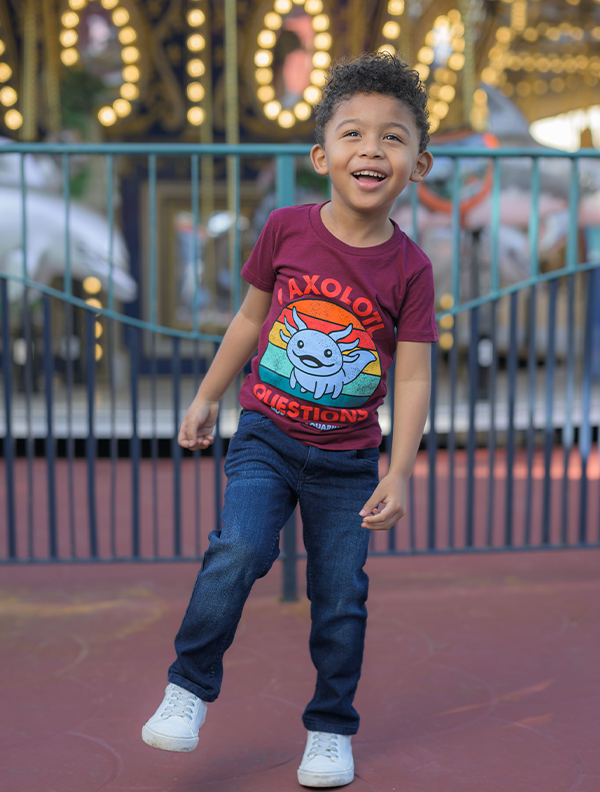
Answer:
[{"left": 314, "top": 52, "right": 430, "bottom": 152}]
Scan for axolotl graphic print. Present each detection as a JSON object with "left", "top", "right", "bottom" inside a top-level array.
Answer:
[{"left": 258, "top": 298, "right": 382, "bottom": 409}]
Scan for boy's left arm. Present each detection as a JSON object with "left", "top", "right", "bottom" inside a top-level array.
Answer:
[{"left": 359, "top": 341, "right": 432, "bottom": 530}]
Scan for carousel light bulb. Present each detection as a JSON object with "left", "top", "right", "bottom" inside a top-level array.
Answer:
[
  {"left": 314, "top": 32, "right": 332, "bottom": 49},
  {"left": 312, "top": 51, "right": 331, "bottom": 68},
  {"left": 95, "top": 344, "right": 103, "bottom": 361},
  {"left": 258, "top": 30, "right": 277, "bottom": 48},
  {"left": 264, "top": 12, "right": 282, "bottom": 30},
  {"left": 312, "top": 14, "right": 329, "bottom": 31},
  {"left": 0, "top": 86, "right": 17, "bottom": 106},
  {"left": 187, "top": 107, "right": 205, "bottom": 125},
  {"left": 0, "top": 42, "right": 4, "bottom": 57},
  {"left": 187, "top": 59, "right": 205, "bottom": 77},
  {"left": 417, "top": 46, "right": 434, "bottom": 65},
  {"left": 429, "top": 116, "right": 440, "bottom": 134},
  {"left": 118, "top": 26, "right": 137, "bottom": 44},
  {"left": 481, "top": 67, "right": 498, "bottom": 84},
  {"left": 0, "top": 63, "right": 12, "bottom": 82},
  {"left": 69, "top": 0, "right": 87, "bottom": 9},
  {"left": 570, "top": 27, "right": 584, "bottom": 40},
  {"left": 85, "top": 298, "right": 102, "bottom": 309},
  {"left": 60, "top": 49, "right": 79, "bottom": 66},
  {"left": 62, "top": 11, "right": 79, "bottom": 28},
  {"left": 264, "top": 100, "right": 281, "bottom": 119},
  {"left": 303, "top": 85, "right": 321, "bottom": 104},
  {"left": 451, "top": 23, "right": 464, "bottom": 36},
  {"left": 382, "top": 21, "right": 400, "bottom": 39},
  {"left": 447, "top": 9, "right": 461, "bottom": 23},
  {"left": 101, "top": 0, "right": 119, "bottom": 7},
  {"left": 255, "top": 50, "right": 273, "bottom": 67},
  {"left": 255, "top": 68, "right": 273, "bottom": 85},
  {"left": 310, "top": 68, "right": 327, "bottom": 86},
  {"left": 112, "top": 8, "right": 129, "bottom": 26},
  {"left": 378, "top": 44, "right": 396, "bottom": 55},
  {"left": 433, "top": 101, "right": 449, "bottom": 118},
  {"left": 415, "top": 62, "right": 430, "bottom": 80},
  {"left": 435, "top": 15, "right": 449, "bottom": 27},
  {"left": 495, "top": 27, "right": 512, "bottom": 43},
  {"left": 187, "top": 34, "right": 205, "bottom": 51},
  {"left": 388, "top": 0, "right": 404, "bottom": 14},
  {"left": 545, "top": 27, "right": 561, "bottom": 41},
  {"left": 523, "top": 27, "right": 538, "bottom": 42},
  {"left": 274, "top": 0, "right": 292, "bottom": 13},
  {"left": 533, "top": 79, "right": 548, "bottom": 94},
  {"left": 305, "top": 0, "right": 323, "bottom": 13},
  {"left": 448, "top": 52, "right": 465, "bottom": 70},
  {"left": 83, "top": 277, "right": 102, "bottom": 294},
  {"left": 5, "top": 109, "right": 22, "bottom": 129},
  {"left": 120, "top": 82, "right": 139, "bottom": 100},
  {"left": 60, "top": 29, "right": 78, "bottom": 48},
  {"left": 98, "top": 106, "right": 117, "bottom": 125},
  {"left": 187, "top": 9, "right": 205, "bottom": 26},
  {"left": 258, "top": 85, "right": 275, "bottom": 102},
  {"left": 452, "top": 37, "right": 465, "bottom": 52},
  {"left": 439, "top": 84, "right": 455, "bottom": 102},
  {"left": 113, "top": 98, "right": 131, "bottom": 116},
  {"left": 187, "top": 82, "right": 205, "bottom": 101},
  {"left": 121, "top": 46, "right": 140, "bottom": 63},
  {"left": 278, "top": 110, "right": 295, "bottom": 128},
  {"left": 473, "top": 88, "right": 487, "bottom": 105},
  {"left": 95, "top": 321, "right": 103, "bottom": 338},
  {"left": 294, "top": 101, "right": 311, "bottom": 120}
]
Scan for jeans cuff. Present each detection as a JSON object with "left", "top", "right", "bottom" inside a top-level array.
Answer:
[
  {"left": 167, "top": 671, "right": 216, "bottom": 703},
  {"left": 302, "top": 717, "right": 358, "bottom": 736}
]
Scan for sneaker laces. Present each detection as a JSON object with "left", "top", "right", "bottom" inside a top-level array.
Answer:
[
  {"left": 307, "top": 732, "right": 340, "bottom": 760},
  {"left": 162, "top": 687, "right": 198, "bottom": 721}
]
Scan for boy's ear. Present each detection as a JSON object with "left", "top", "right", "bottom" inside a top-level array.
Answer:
[
  {"left": 310, "top": 144, "right": 329, "bottom": 176},
  {"left": 409, "top": 151, "right": 434, "bottom": 183}
]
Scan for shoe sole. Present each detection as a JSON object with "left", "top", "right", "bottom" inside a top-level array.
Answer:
[
  {"left": 141, "top": 724, "right": 199, "bottom": 752},
  {"left": 297, "top": 767, "right": 354, "bottom": 787}
]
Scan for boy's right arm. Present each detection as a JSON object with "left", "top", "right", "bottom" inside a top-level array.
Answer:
[{"left": 178, "top": 285, "right": 273, "bottom": 450}]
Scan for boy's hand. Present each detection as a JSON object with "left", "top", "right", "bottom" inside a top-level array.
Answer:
[
  {"left": 178, "top": 399, "right": 220, "bottom": 450},
  {"left": 359, "top": 472, "right": 408, "bottom": 530}
]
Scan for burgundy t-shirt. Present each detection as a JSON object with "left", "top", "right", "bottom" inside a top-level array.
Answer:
[{"left": 238, "top": 203, "right": 438, "bottom": 450}]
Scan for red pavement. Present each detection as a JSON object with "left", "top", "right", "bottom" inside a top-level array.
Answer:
[{"left": 1, "top": 549, "right": 599, "bottom": 791}]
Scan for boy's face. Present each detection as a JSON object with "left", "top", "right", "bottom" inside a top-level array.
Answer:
[{"left": 311, "top": 92, "right": 433, "bottom": 219}]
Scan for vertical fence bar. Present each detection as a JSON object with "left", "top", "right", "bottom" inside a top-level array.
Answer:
[
  {"left": 524, "top": 286, "right": 537, "bottom": 546},
  {"left": 151, "top": 332, "right": 159, "bottom": 558},
  {"left": 20, "top": 154, "right": 35, "bottom": 559},
  {"left": 276, "top": 154, "right": 296, "bottom": 210},
  {"left": 62, "top": 153, "right": 76, "bottom": 557},
  {"left": 490, "top": 158, "right": 501, "bottom": 296},
  {"left": 486, "top": 301, "right": 498, "bottom": 547},
  {"left": 578, "top": 271, "right": 593, "bottom": 545},
  {"left": 43, "top": 296, "right": 57, "bottom": 558},
  {"left": 173, "top": 337, "right": 182, "bottom": 557},
  {"left": 1, "top": 279, "right": 16, "bottom": 558},
  {"left": 106, "top": 153, "right": 117, "bottom": 557},
  {"left": 466, "top": 307, "right": 478, "bottom": 547},
  {"left": 427, "top": 343, "right": 438, "bottom": 550},
  {"left": 85, "top": 309, "right": 98, "bottom": 557},
  {"left": 541, "top": 280, "right": 558, "bottom": 545},
  {"left": 447, "top": 322, "right": 458, "bottom": 550},
  {"left": 108, "top": 317, "right": 117, "bottom": 558},
  {"left": 561, "top": 275, "right": 575, "bottom": 545},
  {"left": 505, "top": 292, "right": 518, "bottom": 547},
  {"left": 451, "top": 160, "right": 461, "bottom": 306},
  {"left": 193, "top": 340, "right": 201, "bottom": 557},
  {"left": 566, "top": 158, "right": 579, "bottom": 272},
  {"left": 130, "top": 326, "right": 140, "bottom": 557},
  {"left": 528, "top": 158, "right": 541, "bottom": 278}
]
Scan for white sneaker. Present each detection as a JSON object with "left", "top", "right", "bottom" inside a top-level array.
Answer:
[
  {"left": 142, "top": 682, "right": 207, "bottom": 752},
  {"left": 297, "top": 731, "right": 354, "bottom": 787}
]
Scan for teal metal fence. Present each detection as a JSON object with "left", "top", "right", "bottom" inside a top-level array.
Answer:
[{"left": 1, "top": 144, "right": 599, "bottom": 598}]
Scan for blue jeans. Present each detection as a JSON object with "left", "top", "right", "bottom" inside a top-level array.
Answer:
[{"left": 168, "top": 410, "right": 380, "bottom": 735}]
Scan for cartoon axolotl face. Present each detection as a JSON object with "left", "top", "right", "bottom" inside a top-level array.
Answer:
[{"left": 280, "top": 306, "right": 376, "bottom": 400}]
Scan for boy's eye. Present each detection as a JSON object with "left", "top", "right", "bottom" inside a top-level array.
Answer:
[
  {"left": 343, "top": 130, "right": 360, "bottom": 137},
  {"left": 384, "top": 134, "right": 402, "bottom": 142}
]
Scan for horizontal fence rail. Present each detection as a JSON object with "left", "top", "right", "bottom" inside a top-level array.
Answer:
[{"left": 1, "top": 144, "right": 599, "bottom": 599}]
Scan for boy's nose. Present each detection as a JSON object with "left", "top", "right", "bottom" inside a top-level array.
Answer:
[{"left": 358, "top": 138, "right": 383, "bottom": 158}]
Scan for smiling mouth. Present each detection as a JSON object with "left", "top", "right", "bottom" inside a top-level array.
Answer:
[
  {"left": 296, "top": 355, "right": 335, "bottom": 369},
  {"left": 352, "top": 170, "right": 386, "bottom": 182}
]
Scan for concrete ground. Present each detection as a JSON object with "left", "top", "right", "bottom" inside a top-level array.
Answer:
[{"left": 1, "top": 549, "right": 599, "bottom": 792}]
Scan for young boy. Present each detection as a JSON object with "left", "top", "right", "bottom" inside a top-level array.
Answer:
[{"left": 142, "top": 52, "right": 437, "bottom": 788}]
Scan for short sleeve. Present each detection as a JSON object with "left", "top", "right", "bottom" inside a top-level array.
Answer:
[
  {"left": 396, "top": 259, "right": 439, "bottom": 343},
  {"left": 241, "top": 213, "right": 277, "bottom": 292}
]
